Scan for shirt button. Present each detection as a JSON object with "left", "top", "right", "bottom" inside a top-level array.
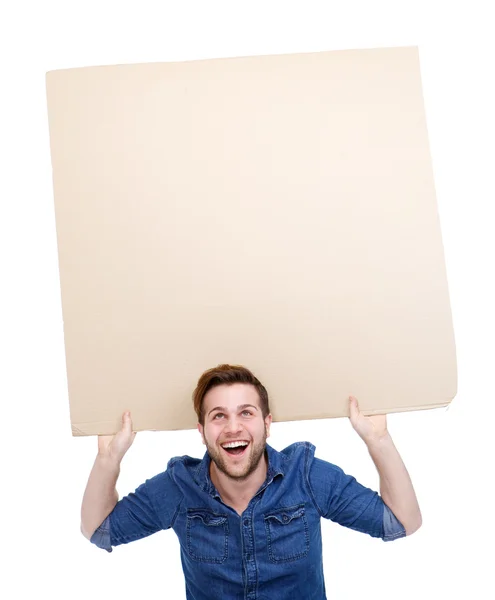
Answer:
[
  {"left": 244, "top": 519, "right": 249, "bottom": 526},
  {"left": 282, "top": 515, "right": 289, "bottom": 522}
]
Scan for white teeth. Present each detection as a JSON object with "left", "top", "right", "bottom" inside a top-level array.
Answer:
[{"left": 222, "top": 441, "right": 248, "bottom": 449}]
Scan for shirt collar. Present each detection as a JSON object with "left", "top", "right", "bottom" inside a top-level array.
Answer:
[{"left": 195, "top": 443, "right": 286, "bottom": 496}]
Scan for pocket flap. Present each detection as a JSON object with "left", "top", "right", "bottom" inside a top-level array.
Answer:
[
  {"left": 187, "top": 508, "right": 227, "bottom": 526},
  {"left": 264, "top": 504, "right": 305, "bottom": 525}
]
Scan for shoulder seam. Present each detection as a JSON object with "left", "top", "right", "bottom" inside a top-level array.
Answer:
[{"left": 303, "top": 443, "right": 325, "bottom": 517}]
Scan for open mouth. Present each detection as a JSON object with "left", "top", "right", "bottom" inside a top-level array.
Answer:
[{"left": 221, "top": 441, "right": 249, "bottom": 457}]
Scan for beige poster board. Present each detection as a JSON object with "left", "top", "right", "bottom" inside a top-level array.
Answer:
[{"left": 46, "top": 46, "right": 457, "bottom": 436}]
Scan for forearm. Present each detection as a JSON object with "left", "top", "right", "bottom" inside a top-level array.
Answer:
[
  {"left": 367, "top": 433, "right": 422, "bottom": 535},
  {"left": 81, "top": 454, "right": 120, "bottom": 539}
]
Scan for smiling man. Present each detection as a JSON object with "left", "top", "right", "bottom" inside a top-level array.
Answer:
[
  {"left": 197, "top": 380, "right": 272, "bottom": 517},
  {"left": 82, "top": 364, "right": 421, "bottom": 599}
]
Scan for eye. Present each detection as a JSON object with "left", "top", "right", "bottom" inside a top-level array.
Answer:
[
  {"left": 213, "top": 413, "right": 224, "bottom": 420},
  {"left": 241, "top": 410, "right": 253, "bottom": 417}
]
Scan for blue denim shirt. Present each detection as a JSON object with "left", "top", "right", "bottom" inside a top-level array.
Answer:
[{"left": 91, "top": 442, "right": 405, "bottom": 599}]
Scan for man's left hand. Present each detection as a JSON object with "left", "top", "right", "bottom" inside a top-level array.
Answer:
[{"left": 348, "top": 396, "right": 388, "bottom": 445}]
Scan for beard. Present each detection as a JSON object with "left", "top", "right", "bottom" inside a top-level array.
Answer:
[{"left": 205, "top": 426, "right": 268, "bottom": 482}]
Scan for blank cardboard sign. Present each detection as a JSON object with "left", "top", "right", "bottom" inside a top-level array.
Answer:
[{"left": 46, "top": 46, "right": 457, "bottom": 436}]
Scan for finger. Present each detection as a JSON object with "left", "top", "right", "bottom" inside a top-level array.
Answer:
[{"left": 97, "top": 434, "right": 113, "bottom": 452}]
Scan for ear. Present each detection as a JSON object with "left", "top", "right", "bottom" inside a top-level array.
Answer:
[
  {"left": 264, "top": 413, "right": 273, "bottom": 439},
  {"left": 197, "top": 423, "right": 206, "bottom": 445}
]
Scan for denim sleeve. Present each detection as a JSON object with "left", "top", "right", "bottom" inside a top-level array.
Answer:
[
  {"left": 90, "top": 469, "right": 183, "bottom": 552},
  {"left": 383, "top": 504, "right": 407, "bottom": 541},
  {"left": 90, "top": 515, "right": 112, "bottom": 552},
  {"left": 307, "top": 456, "right": 406, "bottom": 541}
]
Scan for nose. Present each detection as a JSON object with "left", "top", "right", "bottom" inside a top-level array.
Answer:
[{"left": 223, "top": 416, "right": 243, "bottom": 435}]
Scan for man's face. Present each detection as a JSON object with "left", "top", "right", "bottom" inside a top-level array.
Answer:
[{"left": 198, "top": 383, "right": 272, "bottom": 481}]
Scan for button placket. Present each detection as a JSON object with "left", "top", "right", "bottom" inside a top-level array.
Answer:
[{"left": 241, "top": 503, "right": 259, "bottom": 600}]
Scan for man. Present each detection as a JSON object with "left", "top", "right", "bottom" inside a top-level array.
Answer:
[{"left": 82, "top": 364, "right": 421, "bottom": 599}]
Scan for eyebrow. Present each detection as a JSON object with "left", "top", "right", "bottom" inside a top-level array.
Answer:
[{"left": 207, "top": 404, "right": 259, "bottom": 416}]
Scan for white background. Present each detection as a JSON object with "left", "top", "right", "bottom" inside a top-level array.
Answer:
[{"left": 1, "top": 1, "right": 494, "bottom": 599}]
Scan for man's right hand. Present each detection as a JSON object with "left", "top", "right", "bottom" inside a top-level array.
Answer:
[{"left": 97, "top": 411, "right": 136, "bottom": 464}]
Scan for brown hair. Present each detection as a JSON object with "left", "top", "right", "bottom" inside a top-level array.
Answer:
[{"left": 193, "top": 364, "right": 270, "bottom": 425}]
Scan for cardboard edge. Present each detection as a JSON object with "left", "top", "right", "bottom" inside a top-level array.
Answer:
[
  {"left": 72, "top": 400, "right": 453, "bottom": 436},
  {"left": 272, "top": 401, "right": 453, "bottom": 424},
  {"left": 46, "top": 45, "right": 419, "bottom": 78}
]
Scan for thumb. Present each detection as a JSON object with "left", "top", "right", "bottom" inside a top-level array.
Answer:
[
  {"left": 122, "top": 411, "right": 133, "bottom": 434},
  {"left": 121, "top": 411, "right": 137, "bottom": 446},
  {"left": 348, "top": 396, "right": 360, "bottom": 421}
]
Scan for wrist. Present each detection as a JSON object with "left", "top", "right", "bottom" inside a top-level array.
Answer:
[
  {"left": 95, "top": 452, "right": 121, "bottom": 472},
  {"left": 365, "top": 430, "right": 393, "bottom": 452}
]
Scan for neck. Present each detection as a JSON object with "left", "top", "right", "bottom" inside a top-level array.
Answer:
[{"left": 210, "top": 453, "right": 268, "bottom": 513}]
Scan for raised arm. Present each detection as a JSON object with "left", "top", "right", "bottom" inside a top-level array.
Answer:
[
  {"left": 348, "top": 396, "right": 422, "bottom": 536},
  {"left": 80, "top": 411, "right": 136, "bottom": 540}
]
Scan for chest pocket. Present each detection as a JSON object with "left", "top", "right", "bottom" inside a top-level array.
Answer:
[
  {"left": 186, "top": 508, "right": 229, "bottom": 563},
  {"left": 264, "top": 504, "right": 309, "bottom": 563}
]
